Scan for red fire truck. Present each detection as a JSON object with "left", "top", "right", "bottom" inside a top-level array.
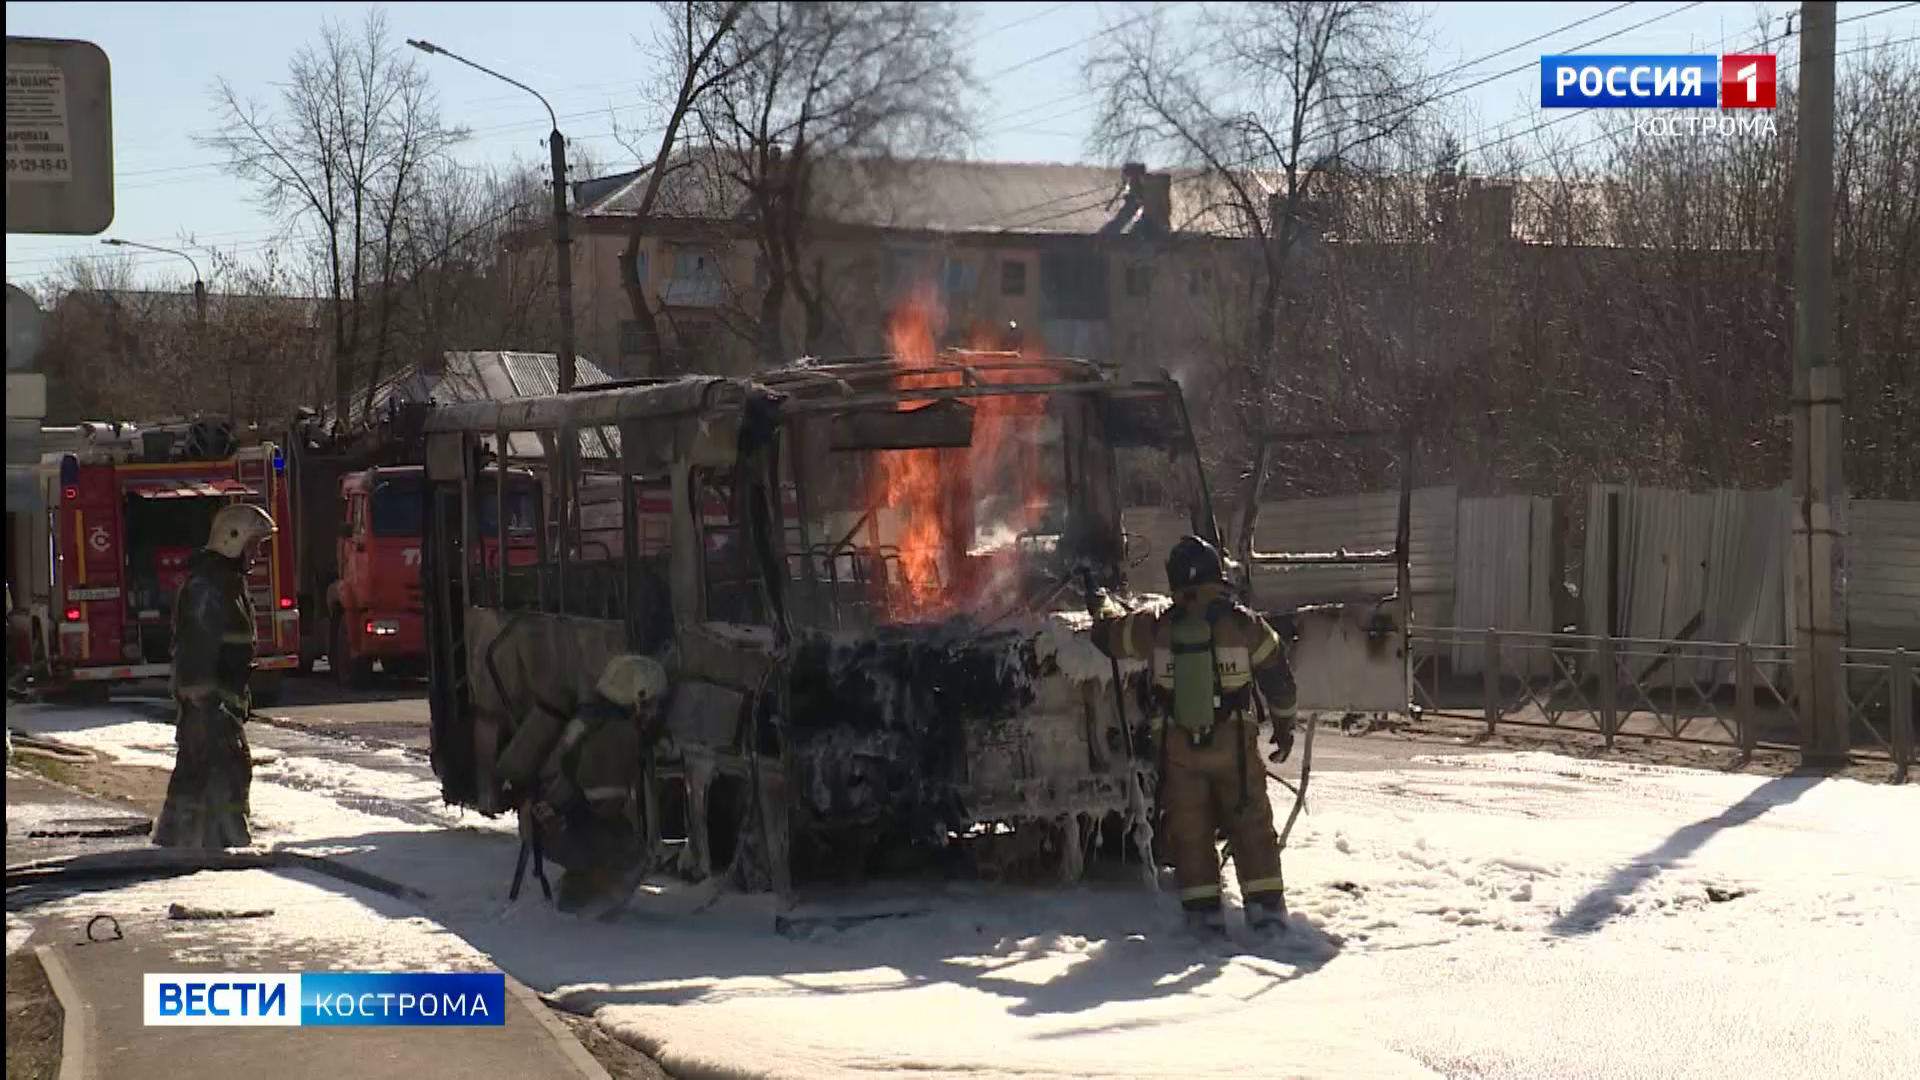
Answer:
[
  {"left": 283, "top": 406, "right": 543, "bottom": 688},
  {"left": 319, "top": 463, "right": 542, "bottom": 687},
  {"left": 11, "top": 420, "right": 300, "bottom": 702}
]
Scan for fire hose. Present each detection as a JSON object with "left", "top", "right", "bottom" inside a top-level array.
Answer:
[{"left": 1275, "top": 718, "right": 1316, "bottom": 851}]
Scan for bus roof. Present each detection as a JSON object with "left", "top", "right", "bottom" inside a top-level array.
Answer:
[{"left": 418, "top": 355, "right": 1185, "bottom": 435}]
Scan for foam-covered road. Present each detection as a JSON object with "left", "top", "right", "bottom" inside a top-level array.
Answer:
[{"left": 11, "top": 701, "right": 1917, "bottom": 1080}]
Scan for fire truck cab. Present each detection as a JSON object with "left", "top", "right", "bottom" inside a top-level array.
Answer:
[
  {"left": 11, "top": 420, "right": 300, "bottom": 702},
  {"left": 325, "top": 463, "right": 541, "bottom": 687}
]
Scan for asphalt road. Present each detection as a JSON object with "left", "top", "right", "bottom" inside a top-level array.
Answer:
[{"left": 258, "top": 674, "right": 435, "bottom": 750}]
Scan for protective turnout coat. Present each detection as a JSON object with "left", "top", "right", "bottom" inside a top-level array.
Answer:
[
  {"left": 1100, "top": 585, "right": 1298, "bottom": 918},
  {"left": 152, "top": 549, "right": 256, "bottom": 849}
]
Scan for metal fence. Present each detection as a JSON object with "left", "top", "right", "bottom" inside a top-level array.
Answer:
[{"left": 1406, "top": 627, "right": 1915, "bottom": 782}]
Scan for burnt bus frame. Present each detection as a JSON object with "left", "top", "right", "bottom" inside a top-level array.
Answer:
[{"left": 415, "top": 357, "right": 1215, "bottom": 893}]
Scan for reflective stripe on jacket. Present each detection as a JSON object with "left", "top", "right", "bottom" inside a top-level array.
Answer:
[{"left": 1109, "top": 585, "right": 1289, "bottom": 730}]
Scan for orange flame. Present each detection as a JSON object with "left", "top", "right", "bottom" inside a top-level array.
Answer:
[{"left": 864, "top": 286, "right": 1056, "bottom": 622}]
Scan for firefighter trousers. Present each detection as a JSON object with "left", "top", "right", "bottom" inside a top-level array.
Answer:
[
  {"left": 1161, "top": 718, "right": 1285, "bottom": 913},
  {"left": 153, "top": 695, "right": 253, "bottom": 850}
]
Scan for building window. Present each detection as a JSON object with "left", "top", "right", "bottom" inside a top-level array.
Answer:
[
  {"left": 673, "top": 316, "right": 717, "bottom": 356},
  {"left": 882, "top": 245, "right": 931, "bottom": 293},
  {"left": 672, "top": 249, "right": 718, "bottom": 281},
  {"left": 620, "top": 250, "right": 649, "bottom": 288},
  {"left": 618, "top": 319, "right": 652, "bottom": 357},
  {"left": 1001, "top": 259, "right": 1027, "bottom": 297},
  {"left": 942, "top": 257, "right": 977, "bottom": 302},
  {"left": 1124, "top": 263, "right": 1152, "bottom": 298}
]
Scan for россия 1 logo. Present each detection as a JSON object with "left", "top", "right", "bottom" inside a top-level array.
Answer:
[{"left": 1540, "top": 54, "right": 1777, "bottom": 108}]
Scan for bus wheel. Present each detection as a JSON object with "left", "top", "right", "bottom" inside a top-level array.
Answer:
[{"left": 331, "top": 620, "right": 372, "bottom": 691}]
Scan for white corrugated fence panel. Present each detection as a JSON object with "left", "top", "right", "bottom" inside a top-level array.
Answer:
[
  {"left": 1452, "top": 495, "right": 1557, "bottom": 676},
  {"left": 1121, "top": 487, "right": 1455, "bottom": 632},
  {"left": 1848, "top": 499, "right": 1920, "bottom": 650},
  {"left": 1584, "top": 484, "right": 1793, "bottom": 686},
  {"left": 1240, "top": 487, "right": 1456, "bottom": 630}
]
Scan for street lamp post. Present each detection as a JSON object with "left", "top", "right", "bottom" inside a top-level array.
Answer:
[
  {"left": 408, "top": 37, "right": 583, "bottom": 574},
  {"left": 406, "top": 38, "right": 577, "bottom": 394},
  {"left": 101, "top": 238, "right": 205, "bottom": 324}
]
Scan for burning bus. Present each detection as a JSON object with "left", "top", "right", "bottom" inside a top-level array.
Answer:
[{"left": 413, "top": 346, "right": 1227, "bottom": 895}]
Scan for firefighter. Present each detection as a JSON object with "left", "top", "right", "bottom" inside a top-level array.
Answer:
[
  {"left": 152, "top": 503, "right": 276, "bottom": 850},
  {"left": 1090, "top": 534, "right": 1299, "bottom": 934},
  {"left": 520, "top": 654, "right": 668, "bottom": 914}
]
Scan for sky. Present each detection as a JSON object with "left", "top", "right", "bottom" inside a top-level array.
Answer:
[{"left": 5, "top": 1, "right": 1916, "bottom": 287}]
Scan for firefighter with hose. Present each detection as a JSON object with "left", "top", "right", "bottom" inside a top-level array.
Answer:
[
  {"left": 1090, "top": 534, "right": 1298, "bottom": 936},
  {"left": 152, "top": 503, "right": 276, "bottom": 849}
]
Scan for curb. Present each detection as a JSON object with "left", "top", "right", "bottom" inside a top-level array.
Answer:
[
  {"left": 35, "top": 945, "right": 93, "bottom": 1080},
  {"left": 5, "top": 847, "right": 428, "bottom": 903},
  {"left": 504, "top": 976, "right": 613, "bottom": 1080}
]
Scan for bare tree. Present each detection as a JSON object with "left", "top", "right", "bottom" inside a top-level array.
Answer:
[
  {"left": 697, "top": 0, "right": 975, "bottom": 365},
  {"left": 1088, "top": 1, "right": 1429, "bottom": 361},
  {"left": 200, "top": 8, "right": 466, "bottom": 424},
  {"left": 35, "top": 248, "right": 322, "bottom": 430},
  {"left": 609, "top": 1, "right": 756, "bottom": 375},
  {"left": 386, "top": 158, "right": 556, "bottom": 362}
]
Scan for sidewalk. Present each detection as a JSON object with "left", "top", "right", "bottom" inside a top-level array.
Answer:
[
  {"left": 36, "top": 925, "right": 608, "bottom": 1080},
  {"left": 6, "top": 773, "right": 610, "bottom": 1080}
]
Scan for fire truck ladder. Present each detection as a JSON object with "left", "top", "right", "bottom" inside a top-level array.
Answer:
[{"left": 232, "top": 449, "right": 281, "bottom": 633}]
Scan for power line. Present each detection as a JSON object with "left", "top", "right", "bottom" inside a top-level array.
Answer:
[
  {"left": 1294, "top": 2, "right": 1706, "bottom": 152},
  {"left": 1497, "top": 30, "right": 1917, "bottom": 176},
  {"left": 1837, "top": 2, "right": 1918, "bottom": 28},
  {"left": 20, "top": 7, "right": 1915, "bottom": 277},
  {"left": 980, "top": 6, "right": 1165, "bottom": 81},
  {"left": 974, "top": 2, "right": 1074, "bottom": 45}
]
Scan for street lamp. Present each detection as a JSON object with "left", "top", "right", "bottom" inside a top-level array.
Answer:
[
  {"left": 101, "top": 238, "right": 205, "bottom": 323},
  {"left": 406, "top": 38, "right": 578, "bottom": 394}
]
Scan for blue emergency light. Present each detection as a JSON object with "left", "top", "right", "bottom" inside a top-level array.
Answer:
[
  {"left": 58, "top": 454, "right": 80, "bottom": 500},
  {"left": 272, "top": 448, "right": 285, "bottom": 473}
]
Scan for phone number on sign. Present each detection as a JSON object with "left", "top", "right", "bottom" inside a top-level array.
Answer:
[{"left": 7, "top": 158, "right": 71, "bottom": 174}]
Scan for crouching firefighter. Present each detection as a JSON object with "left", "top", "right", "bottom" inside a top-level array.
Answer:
[
  {"left": 153, "top": 504, "right": 277, "bottom": 850},
  {"left": 499, "top": 654, "right": 669, "bottom": 915},
  {"left": 1091, "top": 535, "right": 1299, "bottom": 935}
]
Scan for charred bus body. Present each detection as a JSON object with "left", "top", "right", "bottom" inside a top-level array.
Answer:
[{"left": 416, "top": 355, "right": 1225, "bottom": 893}]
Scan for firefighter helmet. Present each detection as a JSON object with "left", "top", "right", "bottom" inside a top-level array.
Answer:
[
  {"left": 1166, "top": 534, "right": 1227, "bottom": 591},
  {"left": 596, "top": 654, "right": 668, "bottom": 710},
  {"left": 206, "top": 504, "right": 276, "bottom": 560}
]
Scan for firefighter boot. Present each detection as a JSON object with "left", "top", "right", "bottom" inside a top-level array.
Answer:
[
  {"left": 1246, "top": 892, "right": 1289, "bottom": 935},
  {"left": 1183, "top": 904, "right": 1226, "bottom": 937}
]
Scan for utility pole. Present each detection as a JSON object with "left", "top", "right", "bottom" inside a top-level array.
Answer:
[
  {"left": 547, "top": 127, "right": 578, "bottom": 393},
  {"left": 408, "top": 37, "right": 580, "bottom": 559},
  {"left": 1790, "top": 2, "right": 1846, "bottom": 766},
  {"left": 406, "top": 39, "right": 576, "bottom": 393}
]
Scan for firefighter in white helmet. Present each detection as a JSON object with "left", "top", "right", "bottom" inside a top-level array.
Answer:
[
  {"left": 512, "top": 654, "right": 669, "bottom": 914},
  {"left": 152, "top": 503, "right": 276, "bottom": 849}
]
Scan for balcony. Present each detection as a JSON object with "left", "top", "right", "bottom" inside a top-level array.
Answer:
[{"left": 659, "top": 277, "right": 728, "bottom": 310}]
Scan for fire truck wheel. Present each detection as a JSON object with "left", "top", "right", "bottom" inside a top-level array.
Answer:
[
  {"left": 251, "top": 673, "right": 284, "bottom": 708},
  {"left": 331, "top": 620, "right": 372, "bottom": 691}
]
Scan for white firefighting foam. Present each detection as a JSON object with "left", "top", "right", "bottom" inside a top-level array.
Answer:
[{"left": 11, "top": 707, "right": 1917, "bottom": 1080}]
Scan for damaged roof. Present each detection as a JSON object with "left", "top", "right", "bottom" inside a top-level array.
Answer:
[
  {"left": 363, "top": 350, "right": 621, "bottom": 460},
  {"left": 576, "top": 156, "right": 1209, "bottom": 237}
]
